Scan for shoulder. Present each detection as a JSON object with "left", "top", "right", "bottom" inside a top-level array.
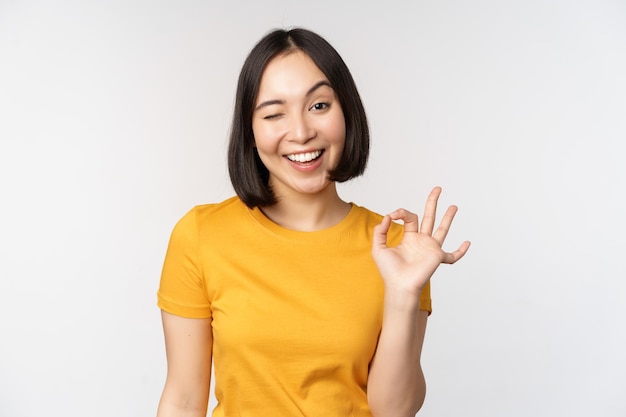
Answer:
[
  {"left": 168, "top": 196, "right": 247, "bottom": 241},
  {"left": 351, "top": 204, "right": 383, "bottom": 225},
  {"left": 194, "top": 195, "right": 245, "bottom": 215},
  {"left": 169, "top": 196, "right": 254, "bottom": 249},
  {"left": 177, "top": 196, "right": 247, "bottom": 228},
  {"left": 351, "top": 203, "right": 404, "bottom": 242}
]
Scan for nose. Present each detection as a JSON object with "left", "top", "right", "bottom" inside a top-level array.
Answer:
[{"left": 288, "top": 113, "right": 315, "bottom": 144}]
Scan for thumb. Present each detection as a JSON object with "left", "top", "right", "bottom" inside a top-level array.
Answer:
[{"left": 372, "top": 215, "right": 392, "bottom": 252}]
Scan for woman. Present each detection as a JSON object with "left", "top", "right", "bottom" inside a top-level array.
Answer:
[{"left": 156, "top": 27, "right": 469, "bottom": 417}]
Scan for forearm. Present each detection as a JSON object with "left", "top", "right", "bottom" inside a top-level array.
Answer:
[{"left": 367, "top": 288, "right": 428, "bottom": 417}]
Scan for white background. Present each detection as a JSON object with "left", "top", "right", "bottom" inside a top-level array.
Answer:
[{"left": 1, "top": 1, "right": 625, "bottom": 416}]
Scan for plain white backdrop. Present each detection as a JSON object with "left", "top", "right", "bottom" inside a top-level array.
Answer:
[{"left": 1, "top": 1, "right": 625, "bottom": 416}]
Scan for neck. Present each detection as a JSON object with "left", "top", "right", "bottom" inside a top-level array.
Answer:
[{"left": 260, "top": 183, "right": 351, "bottom": 231}]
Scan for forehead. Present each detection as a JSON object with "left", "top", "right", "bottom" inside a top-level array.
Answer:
[{"left": 256, "top": 50, "right": 329, "bottom": 99}]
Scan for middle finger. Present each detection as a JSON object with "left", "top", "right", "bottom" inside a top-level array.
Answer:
[{"left": 420, "top": 186, "right": 442, "bottom": 235}]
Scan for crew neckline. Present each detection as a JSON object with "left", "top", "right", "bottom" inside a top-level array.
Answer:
[{"left": 246, "top": 202, "right": 361, "bottom": 243}]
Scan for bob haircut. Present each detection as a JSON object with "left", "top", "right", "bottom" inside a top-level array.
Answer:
[{"left": 228, "top": 28, "right": 370, "bottom": 208}]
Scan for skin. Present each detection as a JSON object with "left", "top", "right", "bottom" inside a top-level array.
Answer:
[
  {"left": 368, "top": 187, "right": 470, "bottom": 416},
  {"left": 157, "top": 313, "right": 212, "bottom": 417},
  {"left": 251, "top": 50, "right": 351, "bottom": 231},
  {"left": 157, "top": 49, "right": 470, "bottom": 417}
]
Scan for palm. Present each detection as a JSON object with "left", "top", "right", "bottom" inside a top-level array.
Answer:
[{"left": 372, "top": 187, "right": 470, "bottom": 294}]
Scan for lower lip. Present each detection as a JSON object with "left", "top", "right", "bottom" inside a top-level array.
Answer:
[{"left": 285, "top": 153, "right": 324, "bottom": 172}]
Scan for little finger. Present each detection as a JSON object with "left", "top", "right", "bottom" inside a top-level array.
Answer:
[{"left": 441, "top": 241, "right": 471, "bottom": 264}]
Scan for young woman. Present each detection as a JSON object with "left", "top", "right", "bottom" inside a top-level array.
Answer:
[{"left": 156, "top": 28, "right": 470, "bottom": 417}]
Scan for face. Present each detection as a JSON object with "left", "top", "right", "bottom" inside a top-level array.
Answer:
[{"left": 252, "top": 50, "right": 346, "bottom": 200}]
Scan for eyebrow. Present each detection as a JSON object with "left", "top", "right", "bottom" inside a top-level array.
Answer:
[{"left": 254, "top": 80, "right": 332, "bottom": 111}]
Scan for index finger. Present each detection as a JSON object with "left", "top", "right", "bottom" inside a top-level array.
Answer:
[{"left": 388, "top": 208, "right": 419, "bottom": 233}]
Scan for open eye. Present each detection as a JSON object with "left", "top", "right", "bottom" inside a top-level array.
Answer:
[{"left": 310, "top": 102, "right": 329, "bottom": 111}]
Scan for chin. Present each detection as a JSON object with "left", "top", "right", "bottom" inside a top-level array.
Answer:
[{"left": 295, "top": 181, "right": 333, "bottom": 195}]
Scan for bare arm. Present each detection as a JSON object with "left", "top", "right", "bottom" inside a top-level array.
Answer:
[
  {"left": 367, "top": 296, "right": 428, "bottom": 416},
  {"left": 157, "top": 311, "right": 213, "bottom": 417},
  {"left": 368, "top": 187, "right": 470, "bottom": 416}
]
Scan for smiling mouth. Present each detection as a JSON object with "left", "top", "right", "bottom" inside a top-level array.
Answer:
[{"left": 285, "top": 149, "right": 324, "bottom": 163}]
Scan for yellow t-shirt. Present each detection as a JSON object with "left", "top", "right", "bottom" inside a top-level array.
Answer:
[{"left": 158, "top": 196, "right": 431, "bottom": 416}]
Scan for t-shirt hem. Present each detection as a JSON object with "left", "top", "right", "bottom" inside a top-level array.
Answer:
[
  {"left": 420, "top": 300, "right": 433, "bottom": 316},
  {"left": 157, "top": 294, "right": 212, "bottom": 319}
]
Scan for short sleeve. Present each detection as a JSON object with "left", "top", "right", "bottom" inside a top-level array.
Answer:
[
  {"left": 419, "top": 281, "right": 432, "bottom": 315},
  {"left": 157, "top": 208, "right": 212, "bottom": 318}
]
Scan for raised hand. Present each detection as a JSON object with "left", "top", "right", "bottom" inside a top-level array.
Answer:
[{"left": 371, "top": 186, "right": 470, "bottom": 296}]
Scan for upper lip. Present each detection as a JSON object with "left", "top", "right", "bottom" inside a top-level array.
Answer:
[{"left": 283, "top": 148, "right": 324, "bottom": 156}]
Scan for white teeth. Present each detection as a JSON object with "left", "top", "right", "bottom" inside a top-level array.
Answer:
[{"left": 286, "top": 150, "right": 322, "bottom": 162}]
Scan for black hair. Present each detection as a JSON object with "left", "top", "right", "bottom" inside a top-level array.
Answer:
[{"left": 227, "top": 28, "right": 369, "bottom": 208}]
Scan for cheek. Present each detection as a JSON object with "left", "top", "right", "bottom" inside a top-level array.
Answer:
[
  {"left": 252, "top": 121, "right": 284, "bottom": 150},
  {"left": 326, "top": 115, "right": 346, "bottom": 146},
  {"left": 251, "top": 124, "right": 269, "bottom": 150}
]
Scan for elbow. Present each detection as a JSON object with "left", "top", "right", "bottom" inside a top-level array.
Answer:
[
  {"left": 370, "top": 402, "right": 425, "bottom": 417},
  {"left": 157, "top": 382, "right": 210, "bottom": 417},
  {"left": 368, "top": 381, "right": 426, "bottom": 417},
  {"left": 370, "top": 400, "right": 425, "bottom": 417}
]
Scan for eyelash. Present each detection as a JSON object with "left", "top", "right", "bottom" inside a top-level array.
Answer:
[
  {"left": 310, "top": 102, "right": 329, "bottom": 111},
  {"left": 262, "top": 102, "right": 329, "bottom": 120}
]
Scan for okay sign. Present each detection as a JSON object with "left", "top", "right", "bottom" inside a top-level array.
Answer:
[{"left": 372, "top": 186, "right": 471, "bottom": 296}]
